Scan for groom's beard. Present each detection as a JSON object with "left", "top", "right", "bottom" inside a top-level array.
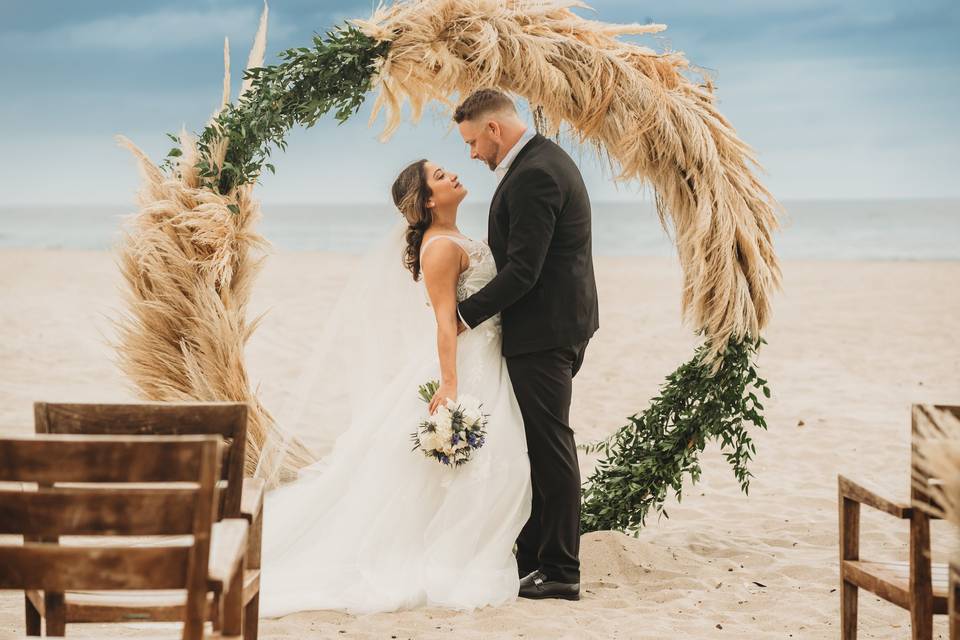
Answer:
[{"left": 485, "top": 143, "right": 501, "bottom": 171}]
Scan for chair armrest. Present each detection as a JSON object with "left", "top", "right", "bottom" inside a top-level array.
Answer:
[
  {"left": 208, "top": 519, "right": 249, "bottom": 587},
  {"left": 838, "top": 474, "right": 912, "bottom": 518},
  {"left": 239, "top": 478, "right": 265, "bottom": 524}
]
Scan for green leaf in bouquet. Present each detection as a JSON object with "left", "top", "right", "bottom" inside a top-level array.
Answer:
[{"left": 417, "top": 379, "right": 439, "bottom": 404}]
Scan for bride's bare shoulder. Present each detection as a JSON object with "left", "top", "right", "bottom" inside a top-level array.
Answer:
[{"left": 420, "top": 235, "right": 468, "bottom": 280}]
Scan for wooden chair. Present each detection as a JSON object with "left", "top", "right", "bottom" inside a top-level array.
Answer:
[
  {"left": 839, "top": 404, "right": 959, "bottom": 639},
  {"left": 32, "top": 401, "right": 265, "bottom": 640},
  {"left": 950, "top": 561, "right": 959, "bottom": 640},
  {"left": 0, "top": 434, "right": 247, "bottom": 639}
]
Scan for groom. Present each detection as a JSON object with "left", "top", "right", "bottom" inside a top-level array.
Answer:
[{"left": 454, "top": 89, "right": 599, "bottom": 601}]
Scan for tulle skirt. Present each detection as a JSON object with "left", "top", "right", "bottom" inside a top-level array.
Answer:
[{"left": 259, "top": 328, "right": 532, "bottom": 616}]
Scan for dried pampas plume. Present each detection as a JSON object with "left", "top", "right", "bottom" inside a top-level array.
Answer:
[
  {"left": 113, "top": 2, "right": 313, "bottom": 483},
  {"left": 355, "top": 0, "right": 782, "bottom": 365},
  {"left": 214, "top": 36, "right": 231, "bottom": 121},
  {"left": 912, "top": 405, "right": 960, "bottom": 542},
  {"left": 241, "top": 1, "right": 269, "bottom": 99}
]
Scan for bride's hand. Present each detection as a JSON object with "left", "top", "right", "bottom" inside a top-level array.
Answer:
[{"left": 429, "top": 381, "right": 457, "bottom": 415}]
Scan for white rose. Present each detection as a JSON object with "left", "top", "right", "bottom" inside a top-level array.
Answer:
[
  {"left": 435, "top": 424, "right": 453, "bottom": 450},
  {"left": 433, "top": 405, "right": 453, "bottom": 429}
]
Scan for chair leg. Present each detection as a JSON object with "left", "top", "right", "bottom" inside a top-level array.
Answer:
[
  {"left": 910, "top": 512, "right": 933, "bottom": 640},
  {"left": 222, "top": 567, "right": 244, "bottom": 637},
  {"left": 911, "top": 607, "right": 934, "bottom": 640},
  {"left": 839, "top": 489, "right": 860, "bottom": 640},
  {"left": 950, "top": 567, "right": 959, "bottom": 640},
  {"left": 912, "top": 606, "right": 934, "bottom": 640},
  {"left": 841, "top": 579, "right": 858, "bottom": 640},
  {"left": 24, "top": 593, "right": 41, "bottom": 636},
  {"left": 244, "top": 592, "right": 260, "bottom": 640},
  {"left": 211, "top": 592, "right": 222, "bottom": 632},
  {"left": 43, "top": 592, "right": 66, "bottom": 636},
  {"left": 951, "top": 585, "right": 959, "bottom": 640}
]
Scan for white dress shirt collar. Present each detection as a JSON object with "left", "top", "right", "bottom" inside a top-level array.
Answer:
[{"left": 494, "top": 128, "right": 536, "bottom": 182}]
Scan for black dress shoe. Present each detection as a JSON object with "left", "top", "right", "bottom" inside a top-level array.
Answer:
[{"left": 518, "top": 570, "right": 580, "bottom": 601}]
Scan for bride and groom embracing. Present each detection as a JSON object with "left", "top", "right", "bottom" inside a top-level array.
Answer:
[{"left": 259, "top": 88, "right": 600, "bottom": 616}]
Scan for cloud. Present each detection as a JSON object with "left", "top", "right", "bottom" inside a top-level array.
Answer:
[
  {"left": 3, "top": 5, "right": 292, "bottom": 51},
  {"left": 0, "top": 0, "right": 956, "bottom": 202},
  {"left": 585, "top": 0, "right": 960, "bottom": 63}
]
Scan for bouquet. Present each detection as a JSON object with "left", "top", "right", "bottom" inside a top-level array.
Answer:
[{"left": 411, "top": 380, "right": 488, "bottom": 467}]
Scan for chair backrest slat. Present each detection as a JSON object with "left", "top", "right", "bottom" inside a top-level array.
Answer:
[
  {"left": 0, "top": 544, "right": 191, "bottom": 590},
  {"left": 0, "top": 435, "right": 211, "bottom": 483},
  {"left": 35, "top": 401, "right": 246, "bottom": 436},
  {"left": 0, "top": 487, "right": 197, "bottom": 536},
  {"left": 35, "top": 402, "right": 247, "bottom": 517}
]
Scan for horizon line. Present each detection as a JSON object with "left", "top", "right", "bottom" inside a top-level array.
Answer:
[{"left": 4, "top": 195, "right": 960, "bottom": 209}]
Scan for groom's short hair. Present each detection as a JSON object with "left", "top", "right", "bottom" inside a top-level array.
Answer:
[{"left": 453, "top": 89, "right": 516, "bottom": 123}]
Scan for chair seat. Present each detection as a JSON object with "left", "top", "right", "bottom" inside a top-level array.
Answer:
[
  {"left": 843, "top": 560, "right": 949, "bottom": 614},
  {"left": 26, "top": 588, "right": 216, "bottom": 623}
]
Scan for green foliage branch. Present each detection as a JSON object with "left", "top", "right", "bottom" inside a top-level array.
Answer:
[
  {"left": 579, "top": 336, "right": 770, "bottom": 534},
  {"left": 164, "top": 24, "right": 390, "bottom": 196}
]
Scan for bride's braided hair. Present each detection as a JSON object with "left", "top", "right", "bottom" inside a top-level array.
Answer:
[{"left": 391, "top": 159, "right": 433, "bottom": 281}]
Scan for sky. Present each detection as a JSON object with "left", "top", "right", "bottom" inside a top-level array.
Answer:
[{"left": 1, "top": 0, "right": 958, "bottom": 206}]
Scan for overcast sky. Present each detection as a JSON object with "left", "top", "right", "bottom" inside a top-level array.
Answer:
[{"left": 1, "top": 0, "right": 958, "bottom": 205}]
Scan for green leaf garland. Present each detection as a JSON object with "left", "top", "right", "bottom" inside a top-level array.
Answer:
[{"left": 579, "top": 336, "right": 769, "bottom": 534}]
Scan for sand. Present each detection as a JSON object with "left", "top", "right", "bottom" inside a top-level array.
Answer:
[{"left": 1, "top": 249, "right": 958, "bottom": 639}]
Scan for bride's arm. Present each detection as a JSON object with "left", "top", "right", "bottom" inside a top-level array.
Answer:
[{"left": 421, "top": 240, "right": 468, "bottom": 414}]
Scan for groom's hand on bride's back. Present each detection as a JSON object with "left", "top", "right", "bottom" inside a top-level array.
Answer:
[{"left": 457, "top": 318, "right": 467, "bottom": 335}]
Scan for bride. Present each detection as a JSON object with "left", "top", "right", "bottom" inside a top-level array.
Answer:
[{"left": 258, "top": 159, "right": 533, "bottom": 616}]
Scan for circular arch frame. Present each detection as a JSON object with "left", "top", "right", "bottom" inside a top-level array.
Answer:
[{"left": 115, "top": 0, "right": 780, "bottom": 534}]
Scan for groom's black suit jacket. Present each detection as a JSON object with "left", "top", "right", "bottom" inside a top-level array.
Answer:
[{"left": 457, "top": 133, "right": 599, "bottom": 357}]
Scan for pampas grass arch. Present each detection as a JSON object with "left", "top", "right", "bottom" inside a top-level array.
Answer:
[{"left": 116, "top": 0, "right": 781, "bottom": 533}]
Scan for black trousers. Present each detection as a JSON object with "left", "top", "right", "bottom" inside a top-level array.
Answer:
[{"left": 507, "top": 339, "right": 589, "bottom": 584}]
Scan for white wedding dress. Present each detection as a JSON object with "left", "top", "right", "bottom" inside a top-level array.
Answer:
[{"left": 259, "top": 234, "right": 533, "bottom": 616}]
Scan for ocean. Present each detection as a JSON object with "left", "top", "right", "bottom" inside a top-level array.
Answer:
[{"left": 1, "top": 199, "right": 958, "bottom": 260}]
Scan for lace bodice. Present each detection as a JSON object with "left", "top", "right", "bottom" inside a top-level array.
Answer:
[
  {"left": 419, "top": 235, "right": 497, "bottom": 301},
  {"left": 419, "top": 234, "right": 501, "bottom": 338}
]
